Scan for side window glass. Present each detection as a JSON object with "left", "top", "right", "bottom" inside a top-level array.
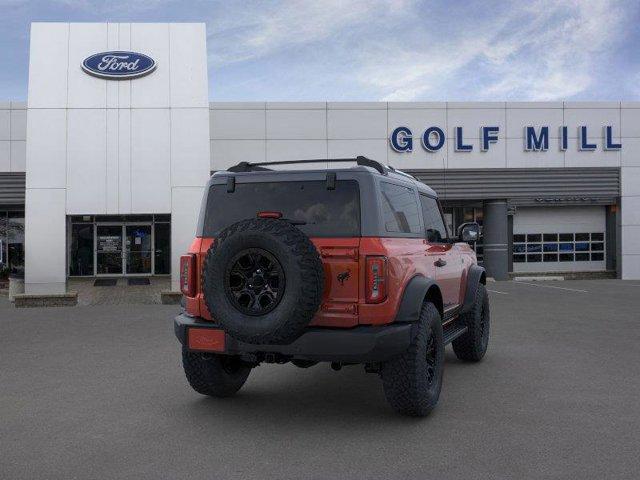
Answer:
[
  {"left": 380, "top": 182, "right": 421, "bottom": 234},
  {"left": 420, "top": 195, "right": 448, "bottom": 243}
]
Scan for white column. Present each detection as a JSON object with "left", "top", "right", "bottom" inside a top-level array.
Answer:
[
  {"left": 170, "top": 187, "right": 205, "bottom": 290},
  {"left": 621, "top": 166, "right": 640, "bottom": 279},
  {"left": 25, "top": 189, "right": 66, "bottom": 294},
  {"left": 621, "top": 105, "right": 640, "bottom": 279}
]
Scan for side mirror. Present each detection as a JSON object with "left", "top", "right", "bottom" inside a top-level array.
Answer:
[{"left": 457, "top": 222, "right": 480, "bottom": 243}]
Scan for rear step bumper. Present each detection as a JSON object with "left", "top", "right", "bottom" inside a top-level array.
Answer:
[{"left": 174, "top": 313, "right": 413, "bottom": 363}]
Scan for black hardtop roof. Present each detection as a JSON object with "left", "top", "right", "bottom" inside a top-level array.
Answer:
[{"left": 212, "top": 157, "right": 438, "bottom": 197}]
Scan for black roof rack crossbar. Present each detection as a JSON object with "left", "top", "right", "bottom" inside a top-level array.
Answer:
[{"left": 227, "top": 156, "right": 386, "bottom": 175}]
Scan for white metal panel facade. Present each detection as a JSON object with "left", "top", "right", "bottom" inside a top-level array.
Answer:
[
  {"left": 0, "top": 102, "right": 26, "bottom": 173},
  {"left": 24, "top": 22, "right": 210, "bottom": 293}
]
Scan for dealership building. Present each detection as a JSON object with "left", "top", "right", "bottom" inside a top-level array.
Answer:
[{"left": 1, "top": 22, "right": 640, "bottom": 296}]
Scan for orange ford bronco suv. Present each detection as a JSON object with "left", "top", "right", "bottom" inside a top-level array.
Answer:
[{"left": 174, "top": 157, "right": 489, "bottom": 416}]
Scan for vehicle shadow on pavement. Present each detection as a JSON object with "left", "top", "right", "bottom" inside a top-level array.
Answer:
[{"left": 173, "top": 351, "right": 470, "bottom": 426}]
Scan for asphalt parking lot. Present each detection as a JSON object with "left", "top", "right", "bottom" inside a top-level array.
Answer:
[{"left": 1, "top": 280, "right": 640, "bottom": 479}]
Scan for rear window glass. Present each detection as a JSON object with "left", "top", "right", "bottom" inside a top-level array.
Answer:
[
  {"left": 380, "top": 182, "right": 421, "bottom": 234},
  {"left": 203, "top": 180, "right": 360, "bottom": 237}
]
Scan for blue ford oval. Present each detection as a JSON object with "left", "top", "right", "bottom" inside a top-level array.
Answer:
[{"left": 82, "top": 51, "right": 156, "bottom": 79}]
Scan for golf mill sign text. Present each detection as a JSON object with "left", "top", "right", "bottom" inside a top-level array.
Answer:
[{"left": 390, "top": 125, "right": 622, "bottom": 153}]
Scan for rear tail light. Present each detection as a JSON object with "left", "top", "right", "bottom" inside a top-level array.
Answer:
[
  {"left": 188, "top": 328, "right": 225, "bottom": 352},
  {"left": 257, "top": 211, "right": 283, "bottom": 219},
  {"left": 366, "top": 256, "right": 387, "bottom": 303},
  {"left": 180, "top": 254, "right": 197, "bottom": 297}
]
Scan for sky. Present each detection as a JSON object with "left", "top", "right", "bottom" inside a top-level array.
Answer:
[{"left": 1, "top": 0, "right": 639, "bottom": 102}]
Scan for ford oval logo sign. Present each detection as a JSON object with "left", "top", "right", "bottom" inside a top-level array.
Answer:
[{"left": 82, "top": 51, "right": 156, "bottom": 80}]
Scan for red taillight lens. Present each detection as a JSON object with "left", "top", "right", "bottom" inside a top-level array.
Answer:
[
  {"left": 257, "top": 211, "right": 283, "bottom": 219},
  {"left": 180, "top": 254, "right": 197, "bottom": 297},
  {"left": 366, "top": 256, "right": 387, "bottom": 303},
  {"left": 188, "top": 328, "right": 225, "bottom": 352}
]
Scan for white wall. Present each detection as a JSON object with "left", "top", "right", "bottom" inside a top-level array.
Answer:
[
  {"left": 25, "top": 23, "right": 210, "bottom": 293},
  {"left": 209, "top": 101, "right": 632, "bottom": 170},
  {"left": 0, "top": 101, "right": 27, "bottom": 172},
  {"left": 210, "top": 101, "right": 640, "bottom": 279},
  {"left": 620, "top": 102, "right": 640, "bottom": 279}
]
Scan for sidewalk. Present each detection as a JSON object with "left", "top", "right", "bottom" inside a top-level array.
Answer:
[{"left": 68, "top": 277, "right": 172, "bottom": 306}]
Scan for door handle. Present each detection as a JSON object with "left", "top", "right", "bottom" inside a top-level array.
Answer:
[{"left": 434, "top": 258, "right": 447, "bottom": 267}]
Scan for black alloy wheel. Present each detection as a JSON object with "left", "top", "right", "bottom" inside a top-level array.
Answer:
[
  {"left": 202, "top": 218, "right": 324, "bottom": 345},
  {"left": 224, "top": 248, "right": 285, "bottom": 316}
]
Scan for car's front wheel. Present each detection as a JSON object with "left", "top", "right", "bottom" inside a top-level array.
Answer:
[
  {"left": 182, "top": 347, "right": 252, "bottom": 397},
  {"left": 380, "top": 302, "right": 444, "bottom": 417}
]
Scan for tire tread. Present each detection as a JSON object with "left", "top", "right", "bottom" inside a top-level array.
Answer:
[
  {"left": 202, "top": 218, "right": 324, "bottom": 345},
  {"left": 452, "top": 283, "right": 490, "bottom": 362}
]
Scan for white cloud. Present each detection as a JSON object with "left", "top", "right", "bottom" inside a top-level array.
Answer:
[
  {"left": 208, "top": 0, "right": 414, "bottom": 66},
  {"left": 480, "top": 0, "right": 625, "bottom": 100},
  {"left": 356, "top": 0, "right": 627, "bottom": 101},
  {"left": 13, "top": 0, "right": 176, "bottom": 11},
  {"left": 4, "top": 0, "right": 630, "bottom": 101},
  {"left": 207, "top": 0, "right": 630, "bottom": 101}
]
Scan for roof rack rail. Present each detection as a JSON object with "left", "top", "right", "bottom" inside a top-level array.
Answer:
[
  {"left": 227, "top": 156, "right": 387, "bottom": 175},
  {"left": 387, "top": 165, "right": 417, "bottom": 180}
]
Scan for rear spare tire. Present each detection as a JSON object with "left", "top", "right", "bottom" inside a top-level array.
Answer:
[{"left": 203, "top": 218, "right": 324, "bottom": 345}]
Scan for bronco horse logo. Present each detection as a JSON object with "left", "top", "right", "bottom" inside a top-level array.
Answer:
[{"left": 337, "top": 269, "right": 351, "bottom": 286}]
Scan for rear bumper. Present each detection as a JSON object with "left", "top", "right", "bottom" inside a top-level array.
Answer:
[{"left": 174, "top": 313, "right": 413, "bottom": 363}]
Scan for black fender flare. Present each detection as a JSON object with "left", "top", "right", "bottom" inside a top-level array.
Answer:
[
  {"left": 394, "top": 275, "right": 441, "bottom": 323},
  {"left": 460, "top": 264, "right": 486, "bottom": 314}
]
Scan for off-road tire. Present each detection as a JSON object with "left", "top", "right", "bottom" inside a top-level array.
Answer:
[
  {"left": 380, "top": 302, "right": 444, "bottom": 417},
  {"left": 202, "top": 218, "right": 324, "bottom": 345},
  {"left": 452, "top": 283, "right": 490, "bottom": 362},
  {"left": 291, "top": 359, "right": 318, "bottom": 369},
  {"left": 182, "top": 347, "right": 251, "bottom": 397}
]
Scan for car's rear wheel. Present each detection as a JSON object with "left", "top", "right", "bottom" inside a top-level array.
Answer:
[
  {"left": 182, "top": 347, "right": 252, "bottom": 397},
  {"left": 452, "top": 283, "right": 490, "bottom": 362},
  {"left": 380, "top": 302, "right": 444, "bottom": 417}
]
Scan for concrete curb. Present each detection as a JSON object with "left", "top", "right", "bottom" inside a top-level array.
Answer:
[
  {"left": 14, "top": 292, "right": 78, "bottom": 308},
  {"left": 160, "top": 291, "right": 183, "bottom": 305},
  {"left": 514, "top": 276, "right": 565, "bottom": 282}
]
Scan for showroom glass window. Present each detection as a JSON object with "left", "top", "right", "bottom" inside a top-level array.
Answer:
[
  {"left": 0, "top": 211, "right": 25, "bottom": 276},
  {"left": 512, "top": 232, "right": 605, "bottom": 263},
  {"left": 154, "top": 215, "right": 171, "bottom": 275},
  {"left": 68, "top": 215, "right": 171, "bottom": 277},
  {"left": 70, "top": 219, "right": 95, "bottom": 276},
  {"left": 0, "top": 212, "right": 6, "bottom": 276},
  {"left": 8, "top": 212, "right": 25, "bottom": 274}
]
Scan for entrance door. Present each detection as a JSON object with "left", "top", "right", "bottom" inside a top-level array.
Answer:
[
  {"left": 125, "top": 225, "right": 152, "bottom": 275},
  {"left": 96, "top": 225, "right": 123, "bottom": 275}
]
